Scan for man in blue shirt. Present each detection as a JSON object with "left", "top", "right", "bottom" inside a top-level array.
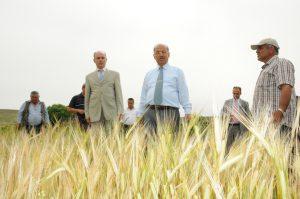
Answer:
[
  {"left": 138, "top": 44, "right": 192, "bottom": 133},
  {"left": 17, "top": 91, "right": 50, "bottom": 133}
]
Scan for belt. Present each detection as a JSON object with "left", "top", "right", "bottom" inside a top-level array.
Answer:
[
  {"left": 147, "top": 105, "right": 178, "bottom": 110},
  {"left": 26, "top": 123, "right": 43, "bottom": 127},
  {"left": 229, "top": 123, "right": 240, "bottom": 126}
]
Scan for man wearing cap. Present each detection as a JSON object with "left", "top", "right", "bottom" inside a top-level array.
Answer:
[
  {"left": 85, "top": 51, "right": 124, "bottom": 132},
  {"left": 251, "top": 38, "right": 296, "bottom": 135},
  {"left": 138, "top": 44, "right": 192, "bottom": 133}
]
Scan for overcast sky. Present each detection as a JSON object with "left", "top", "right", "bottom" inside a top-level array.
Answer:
[{"left": 1, "top": 0, "right": 299, "bottom": 115}]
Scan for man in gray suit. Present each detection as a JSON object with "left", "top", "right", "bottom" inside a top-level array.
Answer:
[
  {"left": 85, "top": 51, "right": 124, "bottom": 131},
  {"left": 221, "top": 86, "right": 251, "bottom": 153}
]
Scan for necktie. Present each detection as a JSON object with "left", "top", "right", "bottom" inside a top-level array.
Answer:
[
  {"left": 154, "top": 68, "right": 163, "bottom": 105},
  {"left": 98, "top": 69, "right": 104, "bottom": 81},
  {"left": 232, "top": 99, "right": 239, "bottom": 123}
]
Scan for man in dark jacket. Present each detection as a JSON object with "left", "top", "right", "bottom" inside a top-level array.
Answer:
[{"left": 67, "top": 84, "right": 89, "bottom": 131}]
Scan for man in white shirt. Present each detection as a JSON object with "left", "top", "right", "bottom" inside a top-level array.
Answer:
[
  {"left": 17, "top": 91, "right": 50, "bottom": 133},
  {"left": 121, "top": 98, "right": 137, "bottom": 132}
]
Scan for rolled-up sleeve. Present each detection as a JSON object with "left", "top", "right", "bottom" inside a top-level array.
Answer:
[
  {"left": 68, "top": 96, "right": 76, "bottom": 108},
  {"left": 177, "top": 69, "right": 192, "bottom": 114},
  {"left": 275, "top": 59, "right": 295, "bottom": 88}
]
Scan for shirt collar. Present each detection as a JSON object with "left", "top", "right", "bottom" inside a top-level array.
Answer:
[
  {"left": 30, "top": 101, "right": 41, "bottom": 106},
  {"left": 262, "top": 55, "right": 278, "bottom": 69},
  {"left": 156, "top": 63, "right": 169, "bottom": 70},
  {"left": 97, "top": 67, "right": 107, "bottom": 72}
]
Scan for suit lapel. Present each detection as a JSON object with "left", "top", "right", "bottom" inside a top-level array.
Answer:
[
  {"left": 93, "top": 70, "right": 110, "bottom": 85},
  {"left": 239, "top": 100, "right": 246, "bottom": 113},
  {"left": 103, "top": 69, "right": 110, "bottom": 82}
]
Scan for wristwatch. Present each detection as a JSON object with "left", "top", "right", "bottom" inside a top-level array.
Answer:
[{"left": 278, "top": 108, "right": 285, "bottom": 115}]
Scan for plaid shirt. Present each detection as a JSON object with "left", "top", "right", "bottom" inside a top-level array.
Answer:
[{"left": 252, "top": 55, "right": 296, "bottom": 127}]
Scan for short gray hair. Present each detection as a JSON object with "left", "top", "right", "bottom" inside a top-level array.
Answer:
[
  {"left": 30, "top": 91, "right": 39, "bottom": 96},
  {"left": 233, "top": 86, "right": 241, "bottom": 92},
  {"left": 93, "top": 50, "right": 107, "bottom": 58},
  {"left": 153, "top": 44, "right": 169, "bottom": 52},
  {"left": 267, "top": 44, "right": 279, "bottom": 55}
]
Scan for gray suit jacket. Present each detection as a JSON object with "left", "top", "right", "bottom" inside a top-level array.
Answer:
[
  {"left": 85, "top": 69, "right": 124, "bottom": 122},
  {"left": 221, "top": 98, "right": 251, "bottom": 117},
  {"left": 221, "top": 98, "right": 251, "bottom": 131}
]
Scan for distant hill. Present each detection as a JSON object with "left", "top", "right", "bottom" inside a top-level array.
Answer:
[{"left": 0, "top": 109, "right": 18, "bottom": 125}]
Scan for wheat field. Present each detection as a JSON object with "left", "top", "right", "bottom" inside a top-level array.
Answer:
[{"left": 0, "top": 110, "right": 299, "bottom": 198}]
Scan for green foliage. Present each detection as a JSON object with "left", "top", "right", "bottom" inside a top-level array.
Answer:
[{"left": 47, "top": 104, "right": 72, "bottom": 124}]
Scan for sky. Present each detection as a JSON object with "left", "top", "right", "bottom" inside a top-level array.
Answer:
[{"left": 1, "top": 0, "right": 299, "bottom": 116}]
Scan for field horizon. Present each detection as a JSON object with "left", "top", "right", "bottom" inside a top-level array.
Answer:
[{"left": 0, "top": 109, "right": 18, "bottom": 125}]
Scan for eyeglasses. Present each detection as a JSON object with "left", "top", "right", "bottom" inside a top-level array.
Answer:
[{"left": 154, "top": 51, "right": 168, "bottom": 55}]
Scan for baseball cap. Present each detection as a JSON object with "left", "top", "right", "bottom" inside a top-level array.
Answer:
[{"left": 251, "top": 38, "right": 280, "bottom": 50}]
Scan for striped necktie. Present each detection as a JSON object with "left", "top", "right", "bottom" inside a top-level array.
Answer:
[{"left": 232, "top": 99, "right": 239, "bottom": 123}]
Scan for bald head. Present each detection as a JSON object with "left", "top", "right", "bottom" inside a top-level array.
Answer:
[
  {"left": 153, "top": 44, "right": 169, "bottom": 52},
  {"left": 153, "top": 43, "right": 170, "bottom": 67},
  {"left": 93, "top": 50, "right": 107, "bottom": 69},
  {"left": 93, "top": 51, "right": 106, "bottom": 58}
]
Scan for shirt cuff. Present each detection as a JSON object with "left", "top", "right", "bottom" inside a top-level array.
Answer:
[
  {"left": 183, "top": 107, "right": 192, "bottom": 115},
  {"left": 277, "top": 81, "right": 294, "bottom": 88}
]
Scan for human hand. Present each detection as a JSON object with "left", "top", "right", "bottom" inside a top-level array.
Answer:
[
  {"left": 185, "top": 114, "right": 192, "bottom": 121},
  {"left": 272, "top": 110, "right": 283, "bottom": 124},
  {"left": 118, "top": 114, "right": 123, "bottom": 121},
  {"left": 86, "top": 117, "right": 91, "bottom": 124},
  {"left": 77, "top": 109, "right": 85, "bottom": 114}
]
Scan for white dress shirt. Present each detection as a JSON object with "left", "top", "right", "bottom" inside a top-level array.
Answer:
[
  {"left": 17, "top": 102, "right": 50, "bottom": 125},
  {"left": 230, "top": 98, "right": 240, "bottom": 124},
  {"left": 122, "top": 108, "right": 137, "bottom": 125}
]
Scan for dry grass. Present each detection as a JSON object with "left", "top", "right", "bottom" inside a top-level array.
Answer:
[
  {"left": 0, "top": 110, "right": 299, "bottom": 198},
  {"left": 0, "top": 109, "right": 18, "bottom": 125}
]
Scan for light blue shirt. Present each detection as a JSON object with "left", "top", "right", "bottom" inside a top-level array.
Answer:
[
  {"left": 138, "top": 63, "right": 192, "bottom": 115},
  {"left": 97, "top": 68, "right": 106, "bottom": 80},
  {"left": 17, "top": 102, "right": 50, "bottom": 125}
]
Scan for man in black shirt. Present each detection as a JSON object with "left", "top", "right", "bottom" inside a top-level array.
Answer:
[{"left": 67, "top": 84, "right": 89, "bottom": 131}]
